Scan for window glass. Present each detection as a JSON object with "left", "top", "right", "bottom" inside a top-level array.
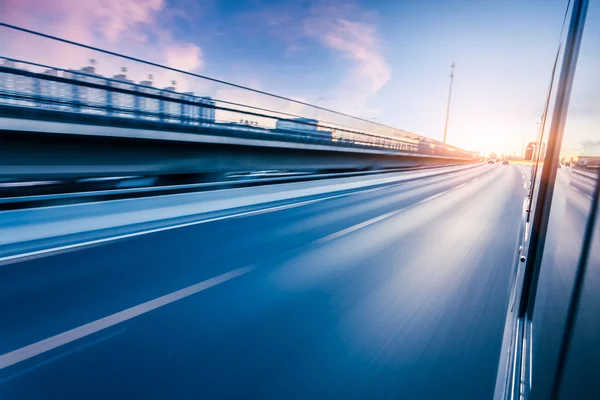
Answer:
[{"left": 529, "top": 2, "right": 599, "bottom": 399}]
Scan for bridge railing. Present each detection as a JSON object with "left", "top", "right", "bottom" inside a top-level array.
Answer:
[{"left": 0, "top": 23, "right": 476, "bottom": 160}]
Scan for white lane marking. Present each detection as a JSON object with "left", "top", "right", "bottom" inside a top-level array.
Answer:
[
  {"left": 0, "top": 328, "right": 127, "bottom": 384},
  {"left": 316, "top": 211, "right": 397, "bottom": 243},
  {"left": 571, "top": 186, "right": 593, "bottom": 201},
  {"left": 0, "top": 174, "right": 481, "bottom": 370},
  {"left": 316, "top": 188, "right": 453, "bottom": 244},
  {"left": 418, "top": 190, "right": 449, "bottom": 203},
  {"left": 1, "top": 168, "right": 486, "bottom": 265},
  {"left": 0, "top": 187, "right": 391, "bottom": 266},
  {"left": 0, "top": 266, "right": 254, "bottom": 371}
]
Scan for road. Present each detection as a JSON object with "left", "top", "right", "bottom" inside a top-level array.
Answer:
[{"left": 0, "top": 164, "right": 528, "bottom": 399}]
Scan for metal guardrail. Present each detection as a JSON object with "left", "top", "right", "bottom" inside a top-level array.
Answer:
[{"left": 572, "top": 167, "right": 599, "bottom": 180}]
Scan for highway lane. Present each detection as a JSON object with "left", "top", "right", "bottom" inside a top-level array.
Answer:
[
  {"left": 0, "top": 165, "right": 494, "bottom": 351},
  {"left": 0, "top": 164, "right": 527, "bottom": 399}
]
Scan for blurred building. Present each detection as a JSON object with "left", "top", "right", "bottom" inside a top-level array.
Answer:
[
  {"left": 198, "top": 96, "right": 216, "bottom": 123},
  {"left": 138, "top": 79, "right": 159, "bottom": 119},
  {"left": 276, "top": 117, "right": 334, "bottom": 141},
  {"left": 161, "top": 84, "right": 181, "bottom": 121},
  {"left": 0, "top": 59, "right": 215, "bottom": 126},
  {"left": 276, "top": 117, "right": 319, "bottom": 133},
  {"left": 524, "top": 142, "right": 548, "bottom": 162},
  {"left": 524, "top": 142, "right": 536, "bottom": 161},
  {"left": 0, "top": 58, "right": 36, "bottom": 107},
  {"left": 39, "top": 69, "right": 67, "bottom": 110},
  {"left": 67, "top": 65, "right": 106, "bottom": 114},
  {"left": 576, "top": 156, "right": 600, "bottom": 168},
  {"left": 111, "top": 71, "right": 135, "bottom": 117},
  {"left": 0, "top": 59, "right": 18, "bottom": 105}
]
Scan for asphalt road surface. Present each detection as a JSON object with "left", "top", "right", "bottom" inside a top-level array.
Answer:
[{"left": 0, "top": 163, "right": 528, "bottom": 399}]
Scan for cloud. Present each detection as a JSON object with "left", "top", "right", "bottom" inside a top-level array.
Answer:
[
  {"left": 1, "top": 0, "right": 388, "bottom": 118},
  {"left": 1, "top": 0, "right": 204, "bottom": 90},
  {"left": 226, "top": 1, "right": 390, "bottom": 115},
  {"left": 94, "top": 0, "right": 164, "bottom": 42},
  {"left": 2, "top": 0, "right": 163, "bottom": 44},
  {"left": 302, "top": 3, "right": 391, "bottom": 114},
  {"left": 310, "top": 19, "right": 390, "bottom": 93},
  {"left": 165, "top": 43, "right": 204, "bottom": 72}
]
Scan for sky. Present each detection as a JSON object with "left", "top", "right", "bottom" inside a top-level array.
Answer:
[{"left": 0, "top": 0, "right": 598, "bottom": 156}]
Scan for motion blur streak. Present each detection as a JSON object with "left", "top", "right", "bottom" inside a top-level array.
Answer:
[{"left": 0, "top": 164, "right": 526, "bottom": 399}]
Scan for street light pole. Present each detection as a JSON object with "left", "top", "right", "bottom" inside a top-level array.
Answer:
[{"left": 443, "top": 62, "right": 455, "bottom": 143}]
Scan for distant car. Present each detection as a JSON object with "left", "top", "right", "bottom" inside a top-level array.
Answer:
[
  {"left": 502, "top": 160, "right": 509, "bottom": 165},
  {"left": 488, "top": 160, "right": 495, "bottom": 164}
]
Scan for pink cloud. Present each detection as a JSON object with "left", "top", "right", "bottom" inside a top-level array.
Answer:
[
  {"left": 1, "top": 0, "right": 204, "bottom": 89},
  {"left": 2, "top": 0, "right": 163, "bottom": 44},
  {"left": 94, "top": 0, "right": 164, "bottom": 42},
  {"left": 165, "top": 43, "right": 204, "bottom": 72}
]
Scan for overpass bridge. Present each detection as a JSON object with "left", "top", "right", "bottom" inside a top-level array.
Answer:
[{"left": 0, "top": 24, "right": 476, "bottom": 182}]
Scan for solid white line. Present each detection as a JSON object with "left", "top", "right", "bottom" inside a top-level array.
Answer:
[
  {"left": 418, "top": 190, "right": 449, "bottom": 203},
  {"left": 316, "top": 188, "right": 453, "bottom": 244},
  {"left": 4, "top": 167, "right": 473, "bottom": 265},
  {"left": 0, "top": 266, "right": 254, "bottom": 370},
  {"left": 2, "top": 165, "right": 487, "bottom": 265},
  {"left": 316, "top": 211, "right": 397, "bottom": 243}
]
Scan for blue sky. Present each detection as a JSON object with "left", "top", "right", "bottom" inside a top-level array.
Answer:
[{"left": 2, "top": 0, "right": 597, "bottom": 155}]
